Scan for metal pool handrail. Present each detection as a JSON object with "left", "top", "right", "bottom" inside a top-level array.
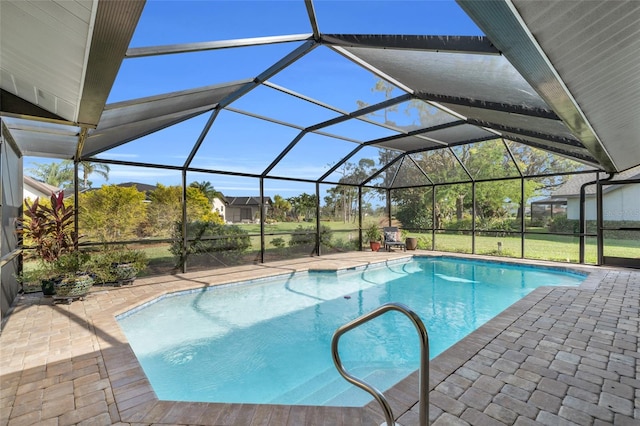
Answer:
[{"left": 331, "top": 302, "right": 430, "bottom": 426}]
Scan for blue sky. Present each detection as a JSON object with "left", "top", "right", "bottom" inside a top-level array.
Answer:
[{"left": 28, "top": 0, "right": 483, "bottom": 198}]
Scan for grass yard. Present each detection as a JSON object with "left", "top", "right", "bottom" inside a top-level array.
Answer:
[
  {"left": 172, "top": 221, "right": 638, "bottom": 266},
  {"left": 220, "top": 222, "right": 638, "bottom": 265},
  {"left": 235, "top": 221, "right": 361, "bottom": 250},
  {"left": 424, "top": 232, "right": 637, "bottom": 264}
]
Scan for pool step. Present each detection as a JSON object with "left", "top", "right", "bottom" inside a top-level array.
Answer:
[
  {"left": 308, "top": 366, "right": 415, "bottom": 406},
  {"left": 270, "top": 367, "right": 345, "bottom": 405},
  {"left": 272, "top": 364, "right": 413, "bottom": 406}
]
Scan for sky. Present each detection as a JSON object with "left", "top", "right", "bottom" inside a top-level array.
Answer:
[{"left": 27, "top": 0, "right": 484, "bottom": 199}]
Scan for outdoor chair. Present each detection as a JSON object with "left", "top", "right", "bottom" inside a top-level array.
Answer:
[{"left": 383, "top": 227, "right": 406, "bottom": 252}]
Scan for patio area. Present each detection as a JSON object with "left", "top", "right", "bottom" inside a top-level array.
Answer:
[{"left": 0, "top": 251, "right": 638, "bottom": 425}]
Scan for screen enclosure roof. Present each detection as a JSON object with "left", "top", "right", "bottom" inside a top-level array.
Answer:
[{"left": 1, "top": 0, "right": 639, "bottom": 188}]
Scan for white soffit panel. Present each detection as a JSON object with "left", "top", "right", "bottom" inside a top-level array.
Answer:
[
  {"left": 0, "top": 0, "right": 96, "bottom": 123},
  {"left": 511, "top": 0, "right": 640, "bottom": 171},
  {"left": 457, "top": 0, "right": 621, "bottom": 172}
]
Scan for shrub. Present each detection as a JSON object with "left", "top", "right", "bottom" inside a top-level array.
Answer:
[
  {"left": 527, "top": 217, "right": 547, "bottom": 228},
  {"left": 289, "top": 226, "right": 314, "bottom": 247},
  {"left": 171, "top": 220, "right": 251, "bottom": 267},
  {"left": 89, "top": 246, "right": 148, "bottom": 284},
  {"left": 78, "top": 185, "right": 146, "bottom": 242},
  {"left": 590, "top": 220, "right": 638, "bottom": 239},
  {"left": 288, "top": 225, "right": 333, "bottom": 248},
  {"left": 52, "top": 251, "right": 91, "bottom": 276},
  {"left": 148, "top": 185, "right": 218, "bottom": 238},
  {"left": 416, "top": 236, "right": 432, "bottom": 250},
  {"left": 475, "top": 217, "right": 520, "bottom": 236},
  {"left": 328, "top": 237, "right": 360, "bottom": 251},
  {"left": 271, "top": 237, "right": 286, "bottom": 248},
  {"left": 443, "top": 218, "right": 473, "bottom": 232},
  {"left": 548, "top": 216, "right": 578, "bottom": 233}
]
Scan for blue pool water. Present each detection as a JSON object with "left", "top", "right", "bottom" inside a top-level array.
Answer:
[{"left": 117, "top": 256, "right": 585, "bottom": 406}]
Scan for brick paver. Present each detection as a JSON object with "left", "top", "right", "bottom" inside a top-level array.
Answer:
[{"left": 1, "top": 253, "right": 638, "bottom": 425}]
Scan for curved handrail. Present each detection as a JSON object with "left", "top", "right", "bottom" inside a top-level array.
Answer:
[{"left": 331, "top": 302, "right": 429, "bottom": 426}]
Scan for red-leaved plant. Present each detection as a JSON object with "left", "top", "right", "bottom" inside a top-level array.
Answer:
[{"left": 19, "top": 191, "right": 78, "bottom": 262}]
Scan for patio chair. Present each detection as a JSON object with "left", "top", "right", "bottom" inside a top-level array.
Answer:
[{"left": 383, "top": 227, "right": 406, "bottom": 252}]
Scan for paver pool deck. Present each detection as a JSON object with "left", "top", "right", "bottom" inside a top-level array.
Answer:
[{"left": 0, "top": 251, "right": 638, "bottom": 425}]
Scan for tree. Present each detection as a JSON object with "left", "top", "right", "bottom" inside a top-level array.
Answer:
[
  {"left": 506, "top": 141, "right": 583, "bottom": 190},
  {"left": 324, "top": 158, "right": 378, "bottom": 223},
  {"left": 61, "top": 160, "right": 111, "bottom": 190},
  {"left": 27, "top": 162, "right": 73, "bottom": 188},
  {"left": 394, "top": 187, "right": 433, "bottom": 230},
  {"left": 146, "top": 184, "right": 222, "bottom": 238},
  {"left": 355, "top": 78, "right": 590, "bottom": 229},
  {"left": 325, "top": 183, "right": 356, "bottom": 223},
  {"left": 269, "top": 195, "right": 292, "bottom": 222},
  {"left": 396, "top": 144, "right": 581, "bottom": 228},
  {"left": 189, "top": 181, "right": 223, "bottom": 203},
  {"left": 356, "top": 79, "right": 400, "bottom": 125},
  {"left": 287, "top": 193, "right": 318, "bottom": 221},
  {"left": 77, "top": 161, "right": 110, "bottom": 190},
  {"left": 78, "top": 185, "right": 147, "bottom": 241}
]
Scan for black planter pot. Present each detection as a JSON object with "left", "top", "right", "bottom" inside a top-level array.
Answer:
[
  {"left": 41, "top": 278, "right": 58, "bottom": 296},
  {"left": 113, "top": 262, "right": 138, "bottom": 286}
]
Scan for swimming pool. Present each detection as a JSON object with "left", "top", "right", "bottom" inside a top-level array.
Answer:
[{"left": 117, "top": 256, "right": 585, "bottom": 406}]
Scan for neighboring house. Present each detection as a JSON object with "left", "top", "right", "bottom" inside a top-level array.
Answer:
[
  {"left": 549, "top": 166, "right": 640, "bottom": 221},
  {"left": 212, "top": 196, "right": 228, "bottom": 221},
  {"left": 225, "top": 196, "right": 272, "bottom": 223},
  {"left": 23, "top": 176, "right": 61, "bottom": 201}
]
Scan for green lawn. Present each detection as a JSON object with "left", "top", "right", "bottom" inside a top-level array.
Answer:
[
  {"left": 425, "top": 232, "right": 637, "bottom": 264},
  {"left": 170, "top": 221, "right": 638, "bottom": 265},
  {"left": 227, "top": 220, "right": 639, "bottom": 265},
  {"left": 218, "top": 221, "right": 638, "bottom": 265}
]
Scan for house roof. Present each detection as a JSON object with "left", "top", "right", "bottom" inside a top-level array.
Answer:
[
  {"left": 23, "top": 175, "right": 61, "bottom": 198},
  {"left": 81, "top": 182, "right": 157, "bottom": 202},
  {"left": 530, "top": 197, "right": 567, "bottom": 206},
  {"left": 552, "top": 165, "right": 640, "bottom": 198},
  {"left": 212, "top": 196, "right": 229, "bottom": 205},
  {"left": 226, "top": 196, "right": 272, "bottom": 207},
  {"left": 116, "top": 182, "right": 158, "bottom": 194}
]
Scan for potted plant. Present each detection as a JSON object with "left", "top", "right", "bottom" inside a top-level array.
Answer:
[
  {"left": 15, "top": 262, "right": 57, "bottom": 295},
  {"left": 90, "top": 246, "right": 148, "bottom": 286},
  {"left": 17, "top": 191, "right": 85, "bottom": 297},
  {"left": 51, "top": 251, "right": 94, "bottom": 301},
  {"left": 364, "top": 223, "right": 382, "bottom": 252}
]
